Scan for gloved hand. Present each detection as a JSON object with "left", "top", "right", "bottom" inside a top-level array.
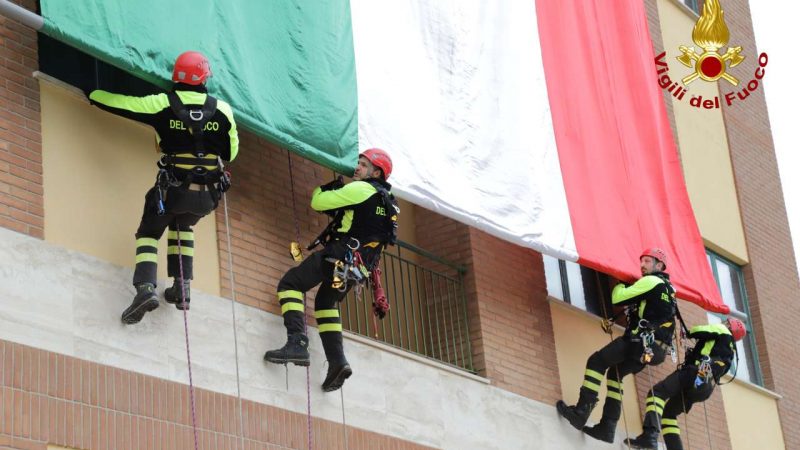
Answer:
[
  {"left": 600, "top": 318, "right": 614, "bottom": 334},
  {"left": 319, "top": 176, "right": 344, "bottom": 192},
  {"left": 218, "top": 170, "right": 232, "bottom": 193}
]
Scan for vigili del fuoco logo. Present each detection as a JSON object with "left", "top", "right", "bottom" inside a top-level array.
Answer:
[{"left": 654, "top": 0, "right": 768, "bottom": 109}]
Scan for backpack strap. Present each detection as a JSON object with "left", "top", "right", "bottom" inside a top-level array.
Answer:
[{"left": 166, "top": 91, "right": 218, "bottom": 156}]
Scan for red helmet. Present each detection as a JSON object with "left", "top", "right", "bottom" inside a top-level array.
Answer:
[
  {"left": 360, "top": 148, "right": 393, "bottom": 180},
  {"left": 172, "top": 51, "right": 212, "bottom": 85},
  {"left": 640, "top": 247, "right": 668, "bottom": 269},
  {"left": 727, "top": 317, "right": 746, "bottom": 341}
]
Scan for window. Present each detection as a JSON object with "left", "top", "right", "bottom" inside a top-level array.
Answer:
[
  {"left": 683, "top": 0, "right": 704, "bottom": 15},
  {"left": 706, "top": 251, "right": 762, "bottom": 385},
  {"left": 543, "top": 255, "right": 613, "bottom": 319}
]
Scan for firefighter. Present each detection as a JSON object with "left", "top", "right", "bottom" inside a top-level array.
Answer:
[
  {"left": 556, "top": 248, "right": 677, "bottom": 443},
  {"left": 87, "top": 51, "right": 239, "bottom": 324},
  {"left": 625, "top": 318, "right": 746, "bottom": 450},
  {"left": 263, "top": 148, "right": 398, "bottom": 392}
]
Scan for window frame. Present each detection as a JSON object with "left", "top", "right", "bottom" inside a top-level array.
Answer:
[
  {"left": 682, "top": 0, "right": 704, "bottom": 15},
  {"left": 543, "top": 255, "right": 613, "bottom": 319},
  {"left": 706, "top": 250, "right": 764, "bottom": 386}
]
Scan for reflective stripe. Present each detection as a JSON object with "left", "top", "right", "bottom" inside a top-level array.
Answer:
[
  {"left": 175, "top": 164, "right": 219, "bottom": 170},
  {"left": 690, "top": 323, "right": 731, "bottom": 336},
  {"left": 585, "top": 369, "right": 604, "bottom": 382},
  {"left": 315, "top": 309, "right": 340, "bottom": 319},
  {"left": 167, "top": 230, "right": 195, "bottom": 240},
  {"left": 89, "top": 90, "right": 170, "bottom": 114},
  {"left": 645, "top": 404, "right": 663, "bottom": 414},
  {"left": 175, "top": 153, "right": 218, "bottom": 160},
  {"left": 278, "top": 290, "right": 304, "bottom": 301},
  {"left": 167, "top": 246, "right": 194, "bottom": 256},
  {"left": 606, "top": 379, "right": 623, "bottom": 390},
  {"left": 171, "top": 153, "right": 219, "bottom": 170},
  {"left": 662, "top": 418, "right": 679, "bottom": 427},
  {"left": 281, "top": 302, "right": 304, "bottom": 314},
  {"left": 136, "top": 237, "right": 159, "bottom": 248},
  {"left": 338, "top": 210, "right": 354, "bottom": 233},
  {"left": 319, "top": 323, "right": 343, "bottom": 333},
  {"left": 582, "top": 380, "right": 601, "bottom": 392},
  {"left": 647, "top": 396, "right": 666, "bottom": 408},
  {"left": 662, "top": 426, "right": 681, "bottom": 435},
  {"left": 135, "top": 253, "right": 158, "bottom": 264},
  {"left": 607, "top": 391, "right": 622, "bottom": 401},
  {"left": 611, "top": 275, "right": 664, "bottom": 304},
  {"left": 700, "top": 339, "right": 716, "bottom": 357}
]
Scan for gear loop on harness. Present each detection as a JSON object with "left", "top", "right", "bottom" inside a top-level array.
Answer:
[{"left": 695, "top": 355, "right": 713, "bottom": 387}]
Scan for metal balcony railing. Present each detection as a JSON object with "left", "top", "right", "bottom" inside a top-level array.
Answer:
[{"left": 341, "top": 241, "right": 474, "bottom": 373}]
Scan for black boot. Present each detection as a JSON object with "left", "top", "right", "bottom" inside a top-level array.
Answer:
[
  {"left": 164, "top": 278, "right": 191, "bottom": 310},
  {"left": 121, "top": 283, "right": 159, "bottom": 325},
  {"left": 556, "top": 389, "right": 597, "bottom": 431},
  {"left": 322, "top": 362, "right": 352, "bottom": 392},
  {"left": 624, "top": 430, "right": 659, "bottom": 449},
  {"left": 583, "top": 417, "right": 616, "bottom": 443},
  {"left": 263, "top": 334, "right": 310, "bottom": 366}
]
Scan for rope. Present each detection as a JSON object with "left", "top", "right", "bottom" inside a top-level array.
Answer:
[
  {"left": 644, "top": 363, "right": 664, "bottom": 449},
  {"left": 341, "top": 386, "right": 349, "bottom": 450},
  {"left": 594, "top": 273, "right": 631, "bottom": 449},
  {"left": 675, "top": 330, "right": 692, "bottom": 450},
  {"left": 175, "top": 224, "right": 200, "bottom": 450},
  {"left": 221, "top": 192, "right": 247, "bottom": 450},
  {"left": 702, "top": 398, "right": 714, "bottom": 450},
  {"left": 287, "top": 150, "right": 313, "bottom": 450}
]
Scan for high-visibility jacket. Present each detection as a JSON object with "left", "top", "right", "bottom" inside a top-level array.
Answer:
[
  {"left": 89, "top": 84, "right": 238, "bottom": 182},
  {"left": 311, "top": 178, "right": 397, "bottom": 246},
  {"left": 612, "top": 272, "right": 677, "bottom": 342},
  {"left": 685, "top": 323, "right": 735, "bottom": 382}
]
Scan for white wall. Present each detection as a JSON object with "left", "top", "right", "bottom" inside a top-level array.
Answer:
[{"left": 0, "top": 227, "right": 620, "bottom": 449}]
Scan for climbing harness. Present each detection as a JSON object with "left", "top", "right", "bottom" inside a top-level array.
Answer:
[
  {"left": 694, "top": 356, "right": 713, "bottom": 387},
  {"left": 330, "top": 238, "right": 368, "bottom": 292},
  {"left": 638, "top": 320, "right": 656, "bottom": 364},
  {"left": 153, "top": 168, "right": 178, "bottom": 215},
  {"left": 166, "top": 91, "right": 217, "bottom": 156}
]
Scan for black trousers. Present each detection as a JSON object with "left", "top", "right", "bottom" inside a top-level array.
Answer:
[
  {"left": 643, "top": 367, "right": 714, "bottom": 450},
  {"left": 580, "top": 335, "right": 667, "bottom": 423},
  {"left": 132, "top": 185, "right": 216, "bottom": 286},
  {"left": 276, "top": 240, "right": 352, "bottom": 364}
]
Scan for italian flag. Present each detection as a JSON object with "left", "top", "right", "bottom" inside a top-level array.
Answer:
[{"left": 40, "top": 0, "right": 728, "bottom": 313}]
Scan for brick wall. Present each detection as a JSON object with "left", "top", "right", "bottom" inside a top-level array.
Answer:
[
  {"left": 414, "top": 207, "right": 485, "bottom": 375},
  {"left": 414, "top": 207, "right": 561, "bottom": 404},
  {"left": 0, "top": 0, "right": 43, "bottom": 239},
  {"left": 722, "top": 0, "right": 800, "bottom": 447},
  {"left": 468, "top": 230, "right": 561, "bottom": 404},
  {"left": 0, "top": 338, "right": 434, "bottom": 450},
  {"left": 216, "top": 132, "right": 332, "bottom": 318}
]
